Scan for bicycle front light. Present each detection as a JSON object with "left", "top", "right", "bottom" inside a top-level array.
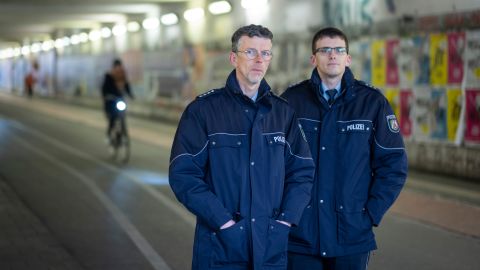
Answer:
[{"left": 116, "top": 100, "right": 127, "bottom": 111}]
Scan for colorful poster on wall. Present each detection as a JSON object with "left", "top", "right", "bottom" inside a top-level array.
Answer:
[
  {"left": 348, "top": 41, "right": 361, "bottom": 80},
  {"left": 371, "top": 40, "right": 386, "bottom": 86},
  {"left": 465, "top": 89, "right": 480, "bottom": 143},
  {"left": 35, "top": 51, "right": 56, "bottom": 96},
  {"left": 430, "top": 88, "right": 447, "bottom": 139},
  {"left": 359, "top": 41, "right": 372, "bottom": 83},
  {"left": 384, "top": 88, "right": 400, "bottom": 117},
  {"left": 400, "top": 90, "right": 413, "bottom": 137},
  {"left": 413, "top": 86, "right": 431, "bottom": 140},
  {"left": 465, "top": 30, "right": 480, "bottom": 88},
  {"left": 430, "top": 33, "right": 448, "bottom": 85},
  {"left": 349, "top": 40, "right": 371, "bottom": 83},
  {"left": 57, "top": 55, "right": 97, "bottom": 97},
  {"left": 398, "top": 38, "right": 415, "bottom": 87},
  {"left": 447, "top": 32, "right": 465, "bottom": 84},
  {"left": 413, "top": 35, "right": 430, "bottom": 85},
  {"left": 447, "top": 89, "right": 462, "bottom": 141},
  {"left": 0, "top": 59, "right": 13, "bottom": 90},
  {"left": 386, "top": 39, "right": 399, "bottom": 85}
]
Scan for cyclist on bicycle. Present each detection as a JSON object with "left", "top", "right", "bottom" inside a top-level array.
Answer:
[{"left": 101, "top": 59, "right": 134, "bottom": 143}]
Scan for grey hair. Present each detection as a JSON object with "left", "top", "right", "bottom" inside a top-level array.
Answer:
[{"left": 231, "top": 24, "right": 273, "bottom": 52}]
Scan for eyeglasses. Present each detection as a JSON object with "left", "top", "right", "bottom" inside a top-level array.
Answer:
[
  {"left": 235, "top": 48, "right": 273, "bottom": 60},
  {"left": 314, "top": 47, "right": 348, "bottom": 55}
]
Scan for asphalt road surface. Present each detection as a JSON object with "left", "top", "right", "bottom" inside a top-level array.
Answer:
[{"left": 0, "top": 93, "right": 478, "bottom": 270}]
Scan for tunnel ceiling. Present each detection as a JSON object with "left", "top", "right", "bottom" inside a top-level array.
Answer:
[{"left": 0, "top": 0, "right": 188, "bottom": 45}]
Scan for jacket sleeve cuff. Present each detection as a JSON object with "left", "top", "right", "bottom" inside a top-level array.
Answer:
[
  {"left": 365, "top": 203, "right": 382, "bottom": 227},
  {"left": 210, "top": 211, "right": 233, "bottom": 230},
  {"left": 276, "top": 210, "right": 300, "bottom": 226}
]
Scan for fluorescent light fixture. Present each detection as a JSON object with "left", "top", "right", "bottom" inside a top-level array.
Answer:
[
  {"left": 208, "top": 1, "right": 232, "bottom": 15},
  {"left": 79, "top": 32, "right": 89, "bottom": 43},
  {"left": 21, "top": 46, "right": 30, "bottom": 55},
  {"left": 101, "top": 27, "right": 112, "bottom": 38},
  {"left": 161, "top": 13, "right": 178, "bottom": 25},
  {"left": 184, "top": 8, "right": 204, "bottom": 22},
  {"left": 54, "top": 38, "right": 64, "bottom": 48},
  {"left": 142, "top": 17, "right": 160, "bottom": 30},
  {"left": 30, "top": 43, "right": 41, "bottom": 53},
  {"left": 62, "top": 37, "right": 71, "bottom": 47},
  {"left": 89, "top": 30, "right": 101, "bottom": 41},
  {"left": 127, "top": 21, "right": 140, "bottom": 32},
  {"left": 70, "top": 34, "right": 80, "bottom": 45},
  {"left": 241, "top": 0, "right": 267, "bottom": 9},
  {"left": 3, "top": 48, "right": 13, "bottom": 58},
  {"left": 13, "top": 48, "right": 21, "bottom": 57},
  {"left": 42, "top": 40, "right": 54, "bottom": 51},
  {"left": 112, "top": 24, "right": 127, "bottom": 36}
]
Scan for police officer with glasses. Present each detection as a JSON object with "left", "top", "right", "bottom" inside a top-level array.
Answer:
[
  {"left": 169, "top": 24, "right": 315, "bottom": 270},
  {"left": 282, "top": 27, "right": 408, "bottom": 270}
]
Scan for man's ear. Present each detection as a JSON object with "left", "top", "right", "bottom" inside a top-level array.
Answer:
[
  {"left": 345, "top": 54, "right": 352, "bottom": 67},
  {"left": 310, "top": 55, "right": 316, "bottom": 67},
  {"left": 229, "top": 52, "right": 237, "bottom": 67}
]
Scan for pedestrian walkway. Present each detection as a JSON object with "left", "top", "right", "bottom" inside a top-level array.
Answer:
[
  {"left": 392, "top": 169, "right": 480, "bottom": 238},
  {"left": 0, "top": 177, "right": 84, "bottom": 270}
]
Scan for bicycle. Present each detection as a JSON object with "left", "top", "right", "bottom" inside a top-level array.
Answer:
[{"left": 108, "top": 98, "right": 130, "bottom": 164}]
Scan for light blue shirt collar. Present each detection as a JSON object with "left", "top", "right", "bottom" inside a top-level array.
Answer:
[
  {"left": 250, "top": 91, "right": 258, "bottom": 102},
  {"left": 321, "top": 81, "right": 341, "bottom": 101}
]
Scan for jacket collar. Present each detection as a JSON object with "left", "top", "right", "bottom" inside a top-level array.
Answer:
[
  {"left": 309, "top": 67, "right": 356, "bottom": 104},
  {"left": 225, "top": 69, "right": 271, "bottom": 103}
]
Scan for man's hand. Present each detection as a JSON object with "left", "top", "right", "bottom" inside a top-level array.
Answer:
[
  {"left": 276, "top": 220, "right": 291, "bottom": 227},
  {"left": 220, "top": 219, "right": 236, "bottom": 230}
]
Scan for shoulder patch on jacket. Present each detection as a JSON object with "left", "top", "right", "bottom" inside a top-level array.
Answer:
[
  {"left": 196, "top": 89, "right": 220, "bottom": 99},
  {"left": 386, "top": 115, "right": 400, "bottom": 133},
  {"left": 357, "top": 80, "right": 382, "bottom": 92}
]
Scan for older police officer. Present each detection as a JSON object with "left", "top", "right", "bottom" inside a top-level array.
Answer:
[{"left": 169, "top": 24, "right": 315, "bottom": 270}]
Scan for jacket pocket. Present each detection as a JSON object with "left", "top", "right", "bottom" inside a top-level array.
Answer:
[
  {"left": 210, "top": 219, "right": 248, "bottom": 266},
  {"left": 336, "top": 203, "right": 374, "bottom": 244},
  {"left": 208, "top": 134, "right": 246, "bottom": 190},
  {"left": 209, "top": 134, "right": 246, "bottom": 149},
  {"left": 264, "top": 134, "right": 286, "bottom": 151},
  {"left": 298, "top": 119, "right": 320, "bottom": 160},
  {"left": 263, "top": 219, "right": 290, "bottom": 266},
  {"left": 288, "top": 204, "right": 316, "bottom": 248}
]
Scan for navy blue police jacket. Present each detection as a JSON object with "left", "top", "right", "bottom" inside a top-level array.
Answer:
[
  {"left": 281, "top": 67, "right": 407, "bottom": 258},
  {"left": 169, "top": 70, "right": 315, "bottom": 269}
]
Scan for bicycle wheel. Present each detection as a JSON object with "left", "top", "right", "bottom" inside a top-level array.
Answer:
[{"left": 117, "top": 134, "right": 130, "bottom": 164}]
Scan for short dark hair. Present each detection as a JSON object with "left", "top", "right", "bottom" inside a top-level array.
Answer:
[
  {"left": 113, "top": 58, "right": 123, "bottom": 67},
  {"left": 231, "top": 24, "right": 273, "bottom": 52},
  {"left": 311, "top": 27, "right": 349, "bottom": 54}
]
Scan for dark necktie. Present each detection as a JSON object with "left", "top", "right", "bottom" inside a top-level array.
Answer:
[{"left": 326, "top": 89, "right": 337, "bottom": 106}]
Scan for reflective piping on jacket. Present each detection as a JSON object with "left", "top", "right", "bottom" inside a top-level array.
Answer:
[
  {"left": 208, "top": 133, "right": 247, "bottom": 136},
  {"left": 297, "top": 118, "right": 321, "bottom": 123},
  {"left": 374, "top": 136, "right": 405, "bottom": 150},
  {"left": 337, "top": 119, "right": 373, "bottom": 123},
  {"left": 285, "top": 141, "right": 313, "bottom": 160},
  {"left": 170, "top": 140, "right": 209, "bottom": 165},
  {"left": 262, "top": 131, "right": 285, "bottom": 135}
]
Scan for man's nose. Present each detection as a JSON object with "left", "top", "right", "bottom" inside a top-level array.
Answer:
[{"left": 254, "top": 54, "right": 264, "bottom": 62}]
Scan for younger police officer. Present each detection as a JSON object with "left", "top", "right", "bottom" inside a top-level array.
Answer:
[
  {"left": 169, "top": 24, "right": 315, "bottom": 270},
  {"left": 282, "top": 27, "right": 408, "bottom": 270}
]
